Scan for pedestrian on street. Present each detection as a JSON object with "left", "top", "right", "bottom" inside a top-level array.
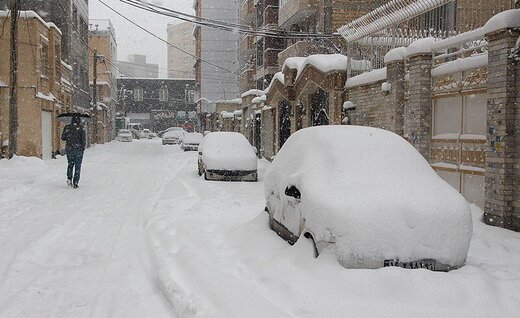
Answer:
[{"left": 61, "top": 115, "right": 86, "bottom": 188}]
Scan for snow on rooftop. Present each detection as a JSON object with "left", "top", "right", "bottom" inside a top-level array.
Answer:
[
  {"left": 282, "top": 57, "right": 306, "bottom": 71},
  {"left": 221, "top": 111, "right": 235, "bottom": 119},
  {"left": 252, "top": 95, "right": 267, "bottom": 104},
  {"left": 345, "top": 67, "right": 387, "bottom": 88},
  {"left": 216, "top": 98, "right": 242, "bottom": 104},
  {"left": 431, "top": 53, "right": 488, "bottom": 77},
  {"left": 295, "top": 54, "right": 370, "bottom": 81},
  {"left": 264, "top": 72, "right": 284, "bottom": 95},
  {"left": 241, "top": 89, "right": 265, "bottom": 98},
  {"left": 36, "top": 92, "right": 56, "bottom": 102},
  {"left": 0, "top": 11, "right": 62, "bottom": 35},
  {"left": 384, "top": 47, "right": 407, "bottom": 63}
]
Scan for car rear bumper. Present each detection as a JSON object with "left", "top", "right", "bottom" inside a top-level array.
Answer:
[
  {"left": 162, "top": 139, "right": 179, "bottom": 145},
  {"left": 183, "top": 145, "right": 199, "bottom": 151},
  {"left": 205, "top": 169, "right": 257, "bottom": 182}
]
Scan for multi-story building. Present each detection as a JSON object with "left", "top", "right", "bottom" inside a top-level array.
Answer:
[
  {"left": 193, "top": 0, "right": 239, "bottom": 110},
  {"left": 89, "top": 19, "right": 118, "bottom": 143},
  {"left": 167, "top": 22, "right": 196, "bottom": 79},
  {"left": 239, "top": 0, "right": 283, "bottom": 93},
  {"left": 117, "top": 78, "right": 197, "bottom": 132},
  {"left": 118, "top": 54, "right": 159, "bottom": 79},
  {"left": 0, "top": 0, "right": 91, "bottom": 111},
  {"left": 0, "top": 11, "right": 71, "bottom": 158}
]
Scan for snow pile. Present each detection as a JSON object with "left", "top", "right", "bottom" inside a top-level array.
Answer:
[
  {"left": 0, "top": 80, "right": 7, "bottom": 87},
  {"left": 0, "top": 10, "right": 62, "bottom": 34},
  {"left": 296, "top": 54, "right": 370, "bottom": 81},
  {"left": 36, "top": 92, "right": 56, "bottom": 102},
  {"left": 241, "top": 89, "right": 265, "bottom": 98},
  {"left": 384, "top": 47, "right": 407, "bottom": 63},
  {"left": 406, "top": 37, "right": 436, "bottom": 56},
  {"left": 431, "top": 53, "right": 488, "bottom": 77},
  {"left": 482, "top": 9, "right": 520, "bottom": 34},
  {"left": 345, "top": 67, "right": 387, "bottom": 88},
  {"left": 252, "top": 95, "right": 266, "bottom": 104},
  {"left": 200, "top": 132, "right": 257, "bottom": 171},
  {"left": 0, "top": 156, "right": 48, "bottom": 203},
  {"left": 343, "top": 100, "right": 355, "bottom": 110},
  {"left": 265, "top": 126, "right": 472, "bottom": 268},
  {"left": 263, "top": 72, "right": 284, "bottom": 95},
  {"left": 281, "top": 56, "right": 306, "bottom": 71}
]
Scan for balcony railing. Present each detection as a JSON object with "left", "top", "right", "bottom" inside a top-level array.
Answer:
[{"left": 278, "top": 0, "right": 320, "bottom": 29}]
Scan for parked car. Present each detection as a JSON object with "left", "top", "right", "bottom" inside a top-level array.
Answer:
[
  {"left": 162, "top": 130, "right": 185, "bottom": 145},
  {"left": 116, "top": 129, "right": 133, "bottom": 142},
  {"left": 264, "top": 126, "right": 472, "bottom": 271},
  {"left": 198, "top": 132, "right": 257, "bottom": 181},
  {"left": 145, "top": 129, "right": 157, "bottom": 139},
  {"left": 181, "top": 133, "right": 203, "bottom": 151},
  {"left": 128, "top": 123, "right": 147, "bottom": 139},
  {"left": 159, "top": 127, "right": 186, "bottom": 138}
]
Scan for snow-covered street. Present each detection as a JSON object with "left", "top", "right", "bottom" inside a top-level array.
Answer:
[{"left": 1, "top": 140, "right": 520, "bottom": 318}]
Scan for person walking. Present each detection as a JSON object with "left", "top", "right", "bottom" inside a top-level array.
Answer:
[{"left": 61, "top": 115, "right": 86, "bottom": 188}]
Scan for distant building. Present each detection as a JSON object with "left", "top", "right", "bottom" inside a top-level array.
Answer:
[
  {"left": 89, "top": 19, "right": 118, "bottom": 143},
  {"left": 117, "top": 78, "right": 197, "bottom": 132},
  {"left": 193, "top": 0, "right": 239, "bottom": 111},
  {"left": 0, "top": 0, "right": 91, "bottom": 110},
  {"left": 118, "top": 54, "right": 159, "bottom": 79},
  {"left": 167, "top": 22, "right": 196, "bottom": 79}
]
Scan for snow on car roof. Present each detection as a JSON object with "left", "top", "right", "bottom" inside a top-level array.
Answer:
[
  {"left": 183, "top": 133, "right": 203, "bottom": 143},
  {"left": 264, "top": 126, "right": 472, "bottom": 267},
  {"left": 163, "top": 130, "right": 184, "bottom": 137},
  {"left": 201, "top": 132, "right": 257, "bottom": 171}
]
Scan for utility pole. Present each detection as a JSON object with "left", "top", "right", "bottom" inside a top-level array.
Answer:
[
  {"left": 8, "top": 0, "right": 19, "bottom": 159},
  {"left": 92, "top": 49, "right": 98, "bottom": 144}
]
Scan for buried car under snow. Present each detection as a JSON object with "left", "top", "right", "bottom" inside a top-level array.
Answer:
[
  {"left": 264, "top": 126, "right": 472, "bottom": 271},
  {"left": 181, "top": 133, "right": 203, "bottom": 151},
  {"left": 198, "top": 132, "right": 257, "bottom": 181}
]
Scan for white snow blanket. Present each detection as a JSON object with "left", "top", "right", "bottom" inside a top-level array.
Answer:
[
  {"left": 200, "top": 132, "right": 257, "bottom": 171},
  {"left": 265, "top": 126, "right": 472, "bottom": 268}
]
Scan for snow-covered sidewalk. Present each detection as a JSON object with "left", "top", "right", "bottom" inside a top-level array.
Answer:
[{"left": 1, "top": 140, "right": 520, "bottom": 318}]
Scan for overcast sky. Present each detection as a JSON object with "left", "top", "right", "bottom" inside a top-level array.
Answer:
[{"left": 90, "top": 0, "right": 194, "bottom": 77}]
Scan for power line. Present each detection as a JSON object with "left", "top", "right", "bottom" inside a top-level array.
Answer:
[
  {"left": 98, "top": 0, "right": 239, "bottom": 76},
  {"left": 125, "top": 0, "right": 337, "bottom": 39}
]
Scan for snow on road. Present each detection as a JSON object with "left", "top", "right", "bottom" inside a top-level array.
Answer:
[{"left": 1, "top": 140, "right": 520, "bottom": 318}]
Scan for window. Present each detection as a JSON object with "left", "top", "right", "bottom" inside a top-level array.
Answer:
[
  {"left": 55, "top": 44, "right": 61, "bottom": 82},
  {"left": 185, "top": 89, "right": 195, "bottom": 103},
  {"left": 134, "top": 88, "right": 143, "bottom": 101},
  {"left": 40, "top": 43, "right": 49, "bottom": 77},
  {"left": 159, "top": 87, "right": 169, "bottom": 102}
]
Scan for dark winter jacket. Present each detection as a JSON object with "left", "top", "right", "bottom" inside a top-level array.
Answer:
[{"left": 61, "top": 123, "right": 86, "bottom": 152}]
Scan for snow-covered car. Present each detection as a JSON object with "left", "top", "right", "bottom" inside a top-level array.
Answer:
[
  {"left": 116, "top": 129, "right": 133, "bottom": 142},
  {"left": 128, "top": 123, "right": 147, "bottom": 139},
  {"left": 264, "top": 126, "right": 472, "bottom": 271},
  {"left": 198, "top": 132, "right": 257, "bottom": 181},
  {"left": 181, "top": 133, "right": 203, "bottom": 151},
  {"left": 159, "top": 127, "right": 186, "bottom": 138},
  {"left": 162, "top": 130, "right": 185, "bottom": 145}
]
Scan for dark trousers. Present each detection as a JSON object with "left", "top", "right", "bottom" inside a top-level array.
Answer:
[{"left": 66, "top": 149, "right": 84, "bottom": 184}]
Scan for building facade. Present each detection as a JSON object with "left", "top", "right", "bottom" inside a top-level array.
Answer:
[
  {"left": 0, "top": 0, "right": 91, "bottom": 111},
  {"left": 117, "top": 78, "right": 197, "bottom": 132},
  {"left": 0, "top": 11, "right": 72, "bottom": 159},
  {"left": 167, "top": 22, "right": 196, "bottom": 79},
  {"left": 194, "top": 0, "right": 239, "bottom": 109},
  {"left": 118, "top": 54, "right": 159, "bottom": 79},
  {"left": 89, "top": 19, "right": 118, "bottom": 143}
]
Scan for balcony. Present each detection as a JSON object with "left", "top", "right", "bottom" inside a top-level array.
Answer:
[
  {"left": 278, "top": 40, "right": 327, "bottom": 67},
  {"left": 279, "top": 0, "right": 320, "bottom": 29},
  {"left": 263, "top": 5, "right": 279, "bottom": 28},
  {"left": 240, "top": 0, "right": 255, "bottom": 25}
]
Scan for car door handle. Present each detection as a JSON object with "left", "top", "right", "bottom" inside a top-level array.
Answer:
[{"left": 285, "top": 185, "right": 301, "bottom": 200}]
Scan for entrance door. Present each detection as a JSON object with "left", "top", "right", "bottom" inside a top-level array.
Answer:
[
  {"left": 279, "top": 100, "right": 291, "bottom": 148},
  {"left": 311, "top": 89, "right": 329, "bottom": 126},
  {"left": 41, "top": 111, "right": 53, "bottom": 159}
]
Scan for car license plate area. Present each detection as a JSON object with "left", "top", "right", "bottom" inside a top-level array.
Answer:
[{"left": 384, "top": 259, "right": 436, "bottom": 270}]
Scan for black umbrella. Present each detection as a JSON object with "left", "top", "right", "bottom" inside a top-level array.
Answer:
[{"left": 57, "top": 112, "right": 91, "bottom": 124}]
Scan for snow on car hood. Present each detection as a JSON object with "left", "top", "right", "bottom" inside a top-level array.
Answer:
[
  {"left": 264, "top": 126, "right": 472, "bottom": 267},
  {"left": 201, "top": 132, "right": 257, "bottom": 171}
]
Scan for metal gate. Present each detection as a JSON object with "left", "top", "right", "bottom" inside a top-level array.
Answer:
[{"left": 311, "top": 89, "right": 329, "bottom": 126}]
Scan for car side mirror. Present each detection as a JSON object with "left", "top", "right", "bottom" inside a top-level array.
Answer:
[{"left": 285, "top": 185, "right": 301, "bottom": 200}]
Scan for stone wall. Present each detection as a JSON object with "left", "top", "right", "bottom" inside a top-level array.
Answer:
[{"left": 344, "top": 81, "right": 391, "bottom": 129}]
